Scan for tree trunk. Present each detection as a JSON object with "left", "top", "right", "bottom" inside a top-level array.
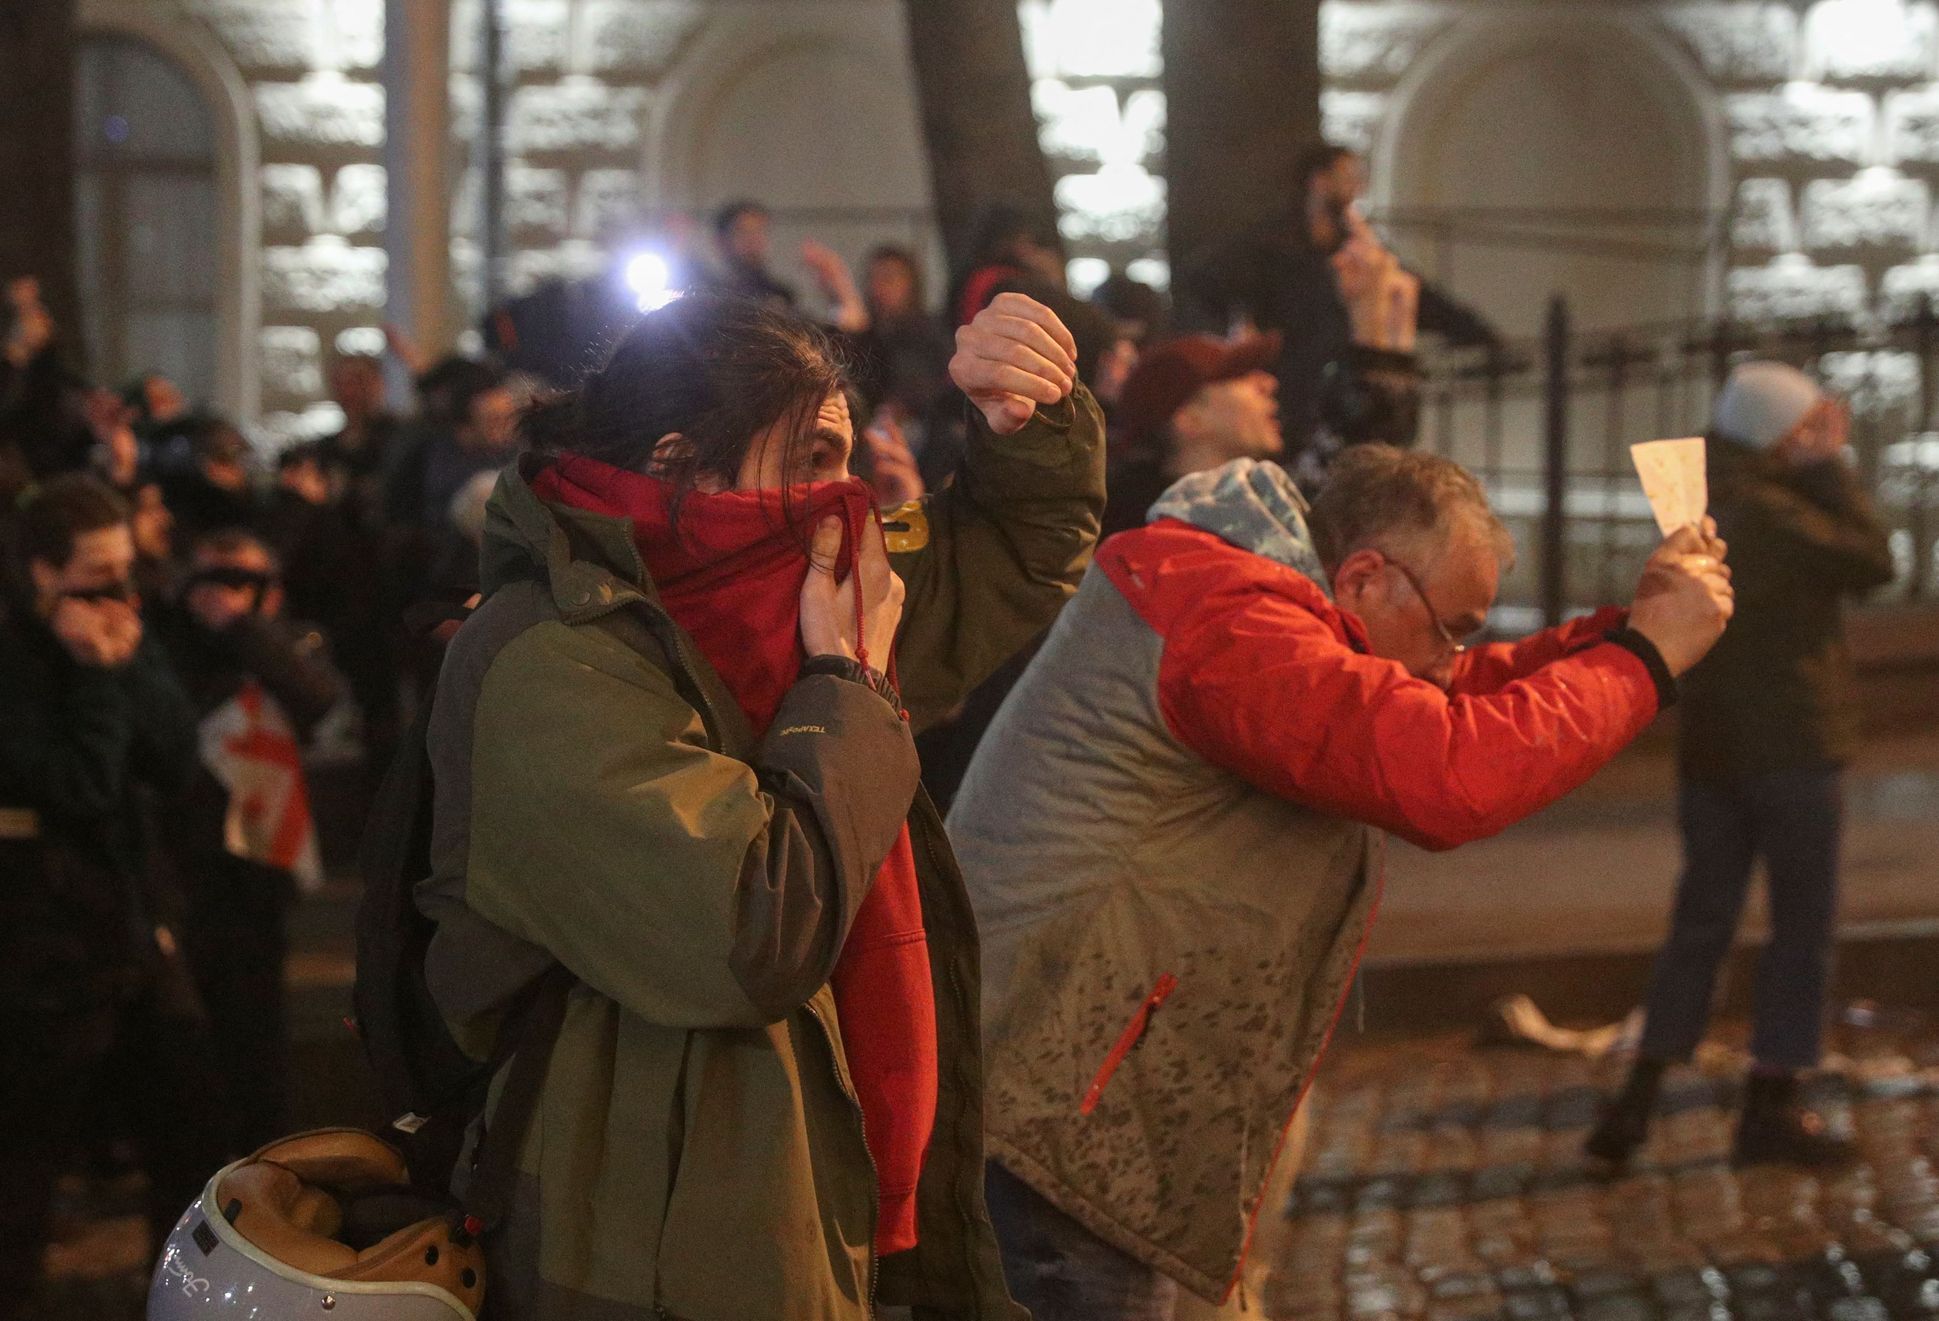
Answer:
[
  {"left": 901, "top": 0, "right": 1057, "bottom": 275},
  {"left": 1162, "top": 0, "right": 1321, "bottom": 267},
  {"left": 0, "top": 0, "right": 80, "bottom": 354}
]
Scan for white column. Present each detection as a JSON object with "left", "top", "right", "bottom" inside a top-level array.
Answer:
[{"left": 384, "top": 0, "right": 454, "bottom": 360}]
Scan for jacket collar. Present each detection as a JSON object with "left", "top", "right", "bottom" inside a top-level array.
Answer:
[{"left": 481, "top": 453, "right": 661, "bottom": 623}]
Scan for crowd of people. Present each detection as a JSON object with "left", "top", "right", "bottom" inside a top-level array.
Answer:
[{"left": 0, "top": 137, "right": 1896, "bottom": 1321}]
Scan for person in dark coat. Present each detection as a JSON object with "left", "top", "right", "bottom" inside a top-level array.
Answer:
[
  {"left": 1588, "top": 361, "right": 1897, "bottom": 1169},
  {"left": 848, "top": 244, "right": 956, "bottom": 420},
  {"left": 0, "top": 475, "right": 225, "bottom": 1321},
  {"left": 154, "top": 526, "right": 346, "bottom": 1154},
  {"left": 1175, "top": 143, "right": 1497, "bottom": 460}
]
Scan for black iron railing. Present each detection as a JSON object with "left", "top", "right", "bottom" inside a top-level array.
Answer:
[{"left": 1416, "top": 297, "right": 1939, "bottom": 629}]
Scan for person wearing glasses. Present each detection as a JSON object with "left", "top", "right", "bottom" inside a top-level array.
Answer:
[
  {"left": 152, "top": 526, "right": 345, "bottom": 1156},
  {"left": 945, "top": 444, "right": 1736, "bottom": 1319},
  {"left": 0, "top": 474, "right": 226, "bottom": 1321}
]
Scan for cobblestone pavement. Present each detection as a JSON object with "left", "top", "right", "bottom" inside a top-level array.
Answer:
[
  {"left": 1263, "top": 1017, "right": 1939, "bottom": 1321},
  {"left": 40, "top": 1014, "right": 1939, "bottom": 1320}
]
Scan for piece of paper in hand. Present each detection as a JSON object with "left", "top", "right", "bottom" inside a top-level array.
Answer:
[{"left": 1630, "top": 437, "right": 1707, "bottom": 535}]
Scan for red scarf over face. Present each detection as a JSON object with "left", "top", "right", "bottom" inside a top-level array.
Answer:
[{"left": 533, "top": 452, "right": 936, "bottom": 1255}]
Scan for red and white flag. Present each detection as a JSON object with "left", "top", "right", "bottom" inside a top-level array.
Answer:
[{"left": 198, "top": 679, "right": 322, "bottom": 893}]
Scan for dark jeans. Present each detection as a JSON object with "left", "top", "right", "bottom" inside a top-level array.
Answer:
[
  {"left": 984, "top": 1161, "right": 1178, "bottom": 1321},
  {"left": 183, "top": 853, "right": 292, "bottom": 1155},
  {"left": 1637, "top": 766, "right": 1844, "bottom": 1072}
]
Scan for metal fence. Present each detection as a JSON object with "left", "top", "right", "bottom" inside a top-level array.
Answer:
[{"left": 1414, "top": 298, "right": 1939, "bottom": 630}]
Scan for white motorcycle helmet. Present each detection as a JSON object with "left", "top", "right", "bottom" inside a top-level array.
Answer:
[{"left": 148, "top": 1129, "right": 485, "bottom": 1320}]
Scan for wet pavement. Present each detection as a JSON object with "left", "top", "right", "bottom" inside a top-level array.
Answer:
[
  {"left": 44, "top": 1014, "right": 1939, "bottom": 1320},
  {"left": 1261, "top": 1019, "right": 1939, "bottom": 1321}
]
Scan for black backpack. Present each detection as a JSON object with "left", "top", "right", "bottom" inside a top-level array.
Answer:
[{"left": 350, "top": 598, "right": 570, "bottom": 1235}]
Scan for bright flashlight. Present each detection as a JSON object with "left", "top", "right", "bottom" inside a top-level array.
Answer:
[{"left": 625, "top": 252, "right": 680, "bottom": 313}]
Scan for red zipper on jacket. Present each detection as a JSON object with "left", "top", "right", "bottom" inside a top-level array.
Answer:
[
  {"left": 1079, "top": 972, "right": 1178, "bottom": 1116},
  {"left": 1222, "top": 872, "right": 1385, "bottom": 1304}
]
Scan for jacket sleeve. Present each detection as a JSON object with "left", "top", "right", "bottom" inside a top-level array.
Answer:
[
  {"left": 888, "top": 385, "right": 1106, "bottom": 731},
  {"left": 1727, "top": 461, "right": 1896, "bottom": 596},
  {"left": 1449, "top": 607, "right": 1628, "bottom": 694},
  {"left": 460, "top": 621, "right": 919, "bottom": 1028},
  {"left": 1156, "top": 586, "right": 1662, "bottom": 852},
  {"left": 0, "top": 663, "right": 137, "bottom": 818}
]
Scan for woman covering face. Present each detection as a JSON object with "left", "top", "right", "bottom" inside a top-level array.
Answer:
[{"left": 418, "top": 290, "right": 1104, "bottom": 1320}]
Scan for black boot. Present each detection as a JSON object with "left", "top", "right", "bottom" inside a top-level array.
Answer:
[
  {"left": 1585, "top": 1057, "right": 1667, "bottom": 1168},
  {"left": 1732, "top": 1070, "right": 1854, "bottom": 1167}
]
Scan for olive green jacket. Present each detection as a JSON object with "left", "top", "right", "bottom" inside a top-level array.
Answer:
[{"left": 417, "top": 390, "right": 1104, "bottom": 1320}]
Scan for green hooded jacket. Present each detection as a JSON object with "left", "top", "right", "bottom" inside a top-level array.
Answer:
[{"left": 417, "top": 389, "right": 1104, "bottom": 1320}]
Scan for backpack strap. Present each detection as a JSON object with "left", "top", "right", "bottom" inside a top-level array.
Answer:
[{"left": 453, "top": 964, "right": 574, "bottom": 1240}]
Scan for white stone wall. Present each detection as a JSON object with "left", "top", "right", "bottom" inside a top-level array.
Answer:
[
  {"left": 128, "top": 0, "right": 919, "bottom": 445},
  {"left": 119, "top": 0, "right": 1939, "bottom": 437},
  {"left": 1322, "top": 0, "right": 1939, "bottom": 331},
  {"left": 1021, "top": 0, "right": 1170, "bottom": 294}
]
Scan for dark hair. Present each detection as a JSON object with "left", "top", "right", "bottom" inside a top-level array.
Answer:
[
  {"left": 17, "top": 473, "right": 130, "bottom": 569},
  {"left": 417, "top": 357, "right": 505, "bottom": 429},
  {"left": 713, "top": 199, "right": 769, "bottom": 239},
  {"left": 1093, "top": 273, "right": 1168, "bottom": 342},
  {"left": 190, "top": 524, "right": 278, "bottom": 570},
  {"left": 1295, "top": 142, "right": 1359, "bottom": 189},
  {"left": 865, "top": 244, "right": 926, "bottom": 306},
  {"left": 1307, "top": 444, "right": 1512, "bottom": 573},
  {"left": 524, "top": 293, "right": 846, "bottom": 514},
  {"left": 966, "top": 204, "right": 1058, "bottom": 267}
]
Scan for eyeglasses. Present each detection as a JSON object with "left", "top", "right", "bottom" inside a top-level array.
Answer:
[
  {"left": 60, "top": 581, "right": 136, "bottom": 604},
  {"left": 1387, "top": 559, "right": 1466, "bottom": 657}
]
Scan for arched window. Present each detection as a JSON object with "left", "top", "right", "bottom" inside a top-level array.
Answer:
[{"left": 73, "top": 35, "right": 220, "bottom": 404}]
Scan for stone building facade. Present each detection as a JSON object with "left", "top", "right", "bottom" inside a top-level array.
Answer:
[
  {"left": 80, "top": 0, "right": 935, "bottom": 445},
  {"left": 70, "top": 0, "right": 1939, "bottom": 441},
  {"left": 1322, "top": 0, "right": 1939, "bottom": 343}
]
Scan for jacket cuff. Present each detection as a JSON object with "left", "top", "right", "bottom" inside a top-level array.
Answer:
[
  {"left": 965, "top": 386, "right": 1096, "bottom": 468},
  {"left": 799, "top": 654, "right": 902, "bottom": 711},
  {"left": 755, "top": 673, "right": 921, "bottom": 898},
  {"left": 1603, "top": 627, "right": 1678, "bottom": 710}
]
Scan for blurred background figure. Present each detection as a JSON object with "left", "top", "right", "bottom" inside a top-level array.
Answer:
[
  {"left": 153, "top": 528, "right": 345, "bottom": 1156},
  {"left": 1588, "top": 362, "right": 1897, "bottom": 1170},
  {"left": 849, "top": 243, "right": 955, "bottom": 421},
  {"left": 1105, "top": 332, "right": 1285, "bottom": 537},
  {"left": 1177, "top": 143, "right": 1497, "bottom": 471},
  {"left": 307, "top": 352, "right": 401, "bottom": 527},
  {"left": 0, "top": 476, "right": 224, "bottom": 1321},
  {"left": 701, "top": 198, "right": 798, "bottom": 309}
]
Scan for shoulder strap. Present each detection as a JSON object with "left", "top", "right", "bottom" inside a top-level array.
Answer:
[{"left": 454, "top": 965, "right": 573, "bottom": 1239}]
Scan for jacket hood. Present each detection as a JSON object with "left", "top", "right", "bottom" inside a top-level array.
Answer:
[
  {"left": 1147, "top": 458, "right": 1327, "bottom": 584},
  {"left": 479, "top": 455, "right": 646, "bottom": 592}
]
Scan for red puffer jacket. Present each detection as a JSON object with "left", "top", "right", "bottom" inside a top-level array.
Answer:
[{"left": 1114, "top": 519, "right": 1667, "bottom": 851}]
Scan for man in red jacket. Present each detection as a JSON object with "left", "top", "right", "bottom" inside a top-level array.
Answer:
[{"left": 947, "top": 446, "right": 1734, "bottom": 1320}]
